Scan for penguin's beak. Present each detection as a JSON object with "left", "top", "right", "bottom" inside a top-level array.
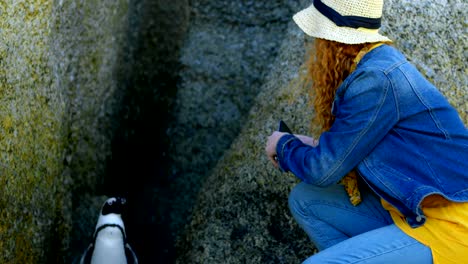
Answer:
[{"left": 117, "top": 197, "right": 126, "bottom": 205}]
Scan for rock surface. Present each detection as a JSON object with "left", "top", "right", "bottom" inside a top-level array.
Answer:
[
  {"left": 165, "top": 1, "right": 302, "bottom": 259},
  {"left": 0, "top": 0, "right": 186, "bottom": 262},
  {"left": 0, "top": 0, "right": 120, "bottom": 261}
]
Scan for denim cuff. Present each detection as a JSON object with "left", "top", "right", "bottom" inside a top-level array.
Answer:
[{"left": 276, "top": 134, "right": 298, "bottom": 172}]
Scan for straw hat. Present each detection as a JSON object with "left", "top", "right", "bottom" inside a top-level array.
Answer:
[{"left": 293, "top": 0, "right": 391, "bottom": 44}]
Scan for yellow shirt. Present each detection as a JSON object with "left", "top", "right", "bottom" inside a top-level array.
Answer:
[{"left": 382, "top": 196, "right": 468, "bottom": 263}]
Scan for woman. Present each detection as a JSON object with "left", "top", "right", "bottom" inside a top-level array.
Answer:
[{"left": 265, "top": 0, "right": 468, "bottom": 263}]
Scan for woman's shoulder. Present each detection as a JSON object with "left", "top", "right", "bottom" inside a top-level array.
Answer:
[
  {"left": 357, "top": 45, "right": 408, "bottom": 74},
  {"left": 339, "top": 64, "right": 390, "bottom": 97},
  {"left": 340, "top": 45, "right": 410, "bottom": 92}
]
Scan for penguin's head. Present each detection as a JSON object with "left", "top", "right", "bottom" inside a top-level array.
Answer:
[
  {"left": 101, "top": 197, "right": 126, "bottom": 216},
  {"left": 94, "top": 197, "right": 127, "bottom": 239}
]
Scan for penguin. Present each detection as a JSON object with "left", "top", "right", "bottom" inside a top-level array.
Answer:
[{"left": 79, "top": 197, "right": 138, "bottom": 264}]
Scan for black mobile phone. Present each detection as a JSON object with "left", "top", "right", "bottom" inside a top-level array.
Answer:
[{"left": 278, "top": 120, "right": 293, "bottom": 134}]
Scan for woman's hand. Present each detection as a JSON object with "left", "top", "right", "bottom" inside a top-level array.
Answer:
[
  {"left": 265, "top": 131, "right": 287, "bottom": 168},
  {"left": 294, "top": 134, "right": 319, "bottom": 147},
  {"left": 266, "top": 132, "right": 318, "bottom": 168}
]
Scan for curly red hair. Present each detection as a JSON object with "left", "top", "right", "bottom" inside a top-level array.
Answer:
[
  {"left": 306, "top": 38, "right": 374, "bottom": 132},
  {"left": 304, "top": 39, "right": 388, "bottom": 203}
]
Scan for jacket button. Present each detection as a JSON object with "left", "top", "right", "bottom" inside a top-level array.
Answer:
[{"left": 416, "top": 216, "right": 423, "bottom": 222}]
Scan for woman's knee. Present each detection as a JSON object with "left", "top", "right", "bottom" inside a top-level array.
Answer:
[
  {"left": 288, "top": 182, "right": 341, "bottom": 216},
  {"left": 290, "top": 182, "right": 344, "bottom": 203},
  {"left": 289, "top": 182, "right": 314, "bottom": 212}
]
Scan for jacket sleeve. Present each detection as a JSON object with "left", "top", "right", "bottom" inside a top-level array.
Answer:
[{"left": 277, "top": 69, "right": 399, "bottom": 186}]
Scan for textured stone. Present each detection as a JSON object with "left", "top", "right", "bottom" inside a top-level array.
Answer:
[
  {"left": 164, "top": 0, "right": 303, "bottom": 261},
  {"left": 1, "top": 0, "right": 131, "bottom": 262},
  {"left": 1, "top": 1, "right": 70, "bottom": 262}
]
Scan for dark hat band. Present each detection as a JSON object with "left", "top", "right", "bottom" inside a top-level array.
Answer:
[{"left": 314, "top": 0, "right": 381, "bottom": 29}]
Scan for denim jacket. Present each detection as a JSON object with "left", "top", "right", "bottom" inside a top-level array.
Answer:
[{"left": 277, "top": 45, "right": 468, "bottom": 228}]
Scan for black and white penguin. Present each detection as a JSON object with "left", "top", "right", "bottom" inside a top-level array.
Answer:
[{"left": 80, "top": 197, "right": 138, "bottom": 264}]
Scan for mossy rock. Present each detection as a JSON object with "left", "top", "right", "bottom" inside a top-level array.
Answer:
[{"left": 0, "top": 0, "right": 130, "bottom": 262}]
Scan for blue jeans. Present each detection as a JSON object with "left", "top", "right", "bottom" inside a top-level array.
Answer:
[{"left": 288, "top": 182, "right": 433, "bottom": 263}]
